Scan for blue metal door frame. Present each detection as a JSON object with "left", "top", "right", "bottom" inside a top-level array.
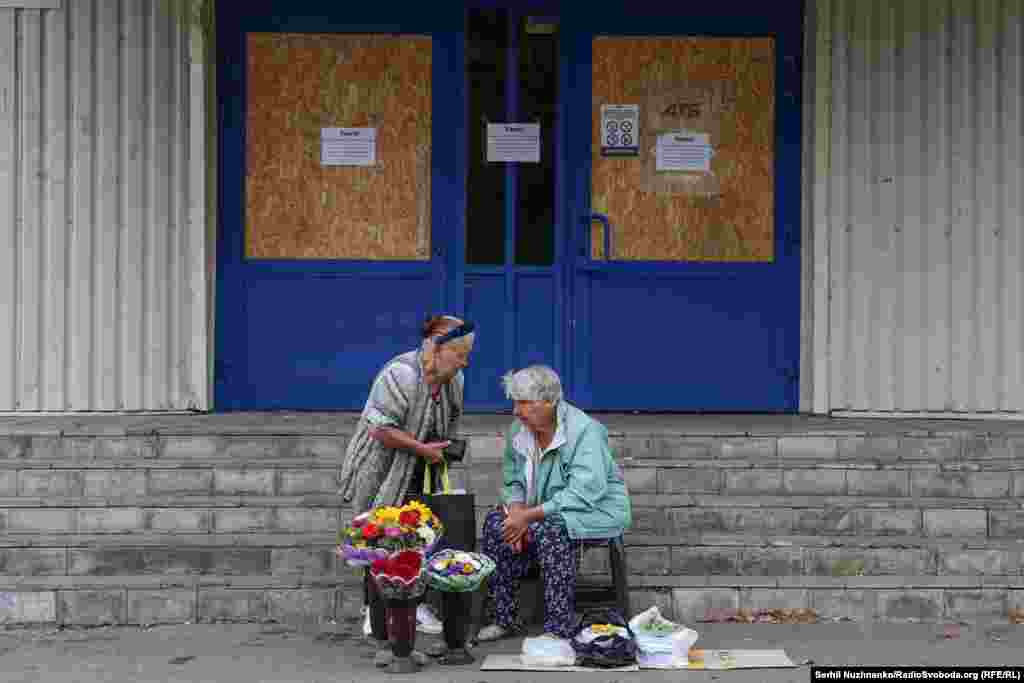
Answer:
[
  {"left": 560, "top": 1, "right": 804, "bottom": 411},
  {"left": 460, "top": 6, "right": 569, "bottom": 411},
  {"left": 214, "top": 0, "right": 803, "bottom": 412},
  {"left": 214, "top": 2, "right": 467, "bottom": 410}
]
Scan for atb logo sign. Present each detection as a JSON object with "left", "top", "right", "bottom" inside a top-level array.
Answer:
[{"left": 600, "top": 104, "right": 639, "bottom": 157}]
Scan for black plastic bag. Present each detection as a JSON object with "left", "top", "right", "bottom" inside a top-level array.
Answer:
[{"left": 571, "top": 607, "right": 639, "bottom": 668}]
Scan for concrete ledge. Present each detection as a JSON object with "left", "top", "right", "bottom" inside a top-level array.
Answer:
[
  {"left": 0, "top": 496, "right": 347, "bottom": 508},
  {"left": 2, "top": 582, "right": 1022, "bottom": 626},
  {"left": 0, "top": 533, "right": 341, "bottom": 547}
]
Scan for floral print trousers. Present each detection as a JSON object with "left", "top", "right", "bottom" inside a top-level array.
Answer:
[{"left": 481, "top": 509, "right": 581, "bottom": 638}]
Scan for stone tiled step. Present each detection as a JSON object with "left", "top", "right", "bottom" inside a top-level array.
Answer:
[
  {"left": 3, "top": 573, "right": 1023, "bottom": 593},
  {"left": 469, "top": 464, "right": 1024, "bottom": 499},
  {"left": 0, "top": 496, "right": 346, "bottom": 507},
  {"left": 0, "top": 585, "right": 360, "bottom": 627},
  {"left": 0, "top": 575, "right": 359, "bottom": 590},
  {"left": 625, "top": 533, "right": 1024, "bottom": 550},
  {"left": 590, "top": 540, "right": 1024, "bottom": 578},
  {"left": 476, "top": 504, "right": 1023, "bottom": 538},
  {"left": 0, "top": 544, "right": 343, "bottom": 577},
  {"left": 0, "top": 436, "right": 350, "bottom": 463},
  {"left": 4, "top": 538, "right": 1022, "bottom": 581},
  {"left": 4, "top": 577, "right": 1023, "bottom": 626},
  {"left": 1, "top": 412, "right": 1023, "bottom": 437},
  {"left": 0, "top": 533, "right": 340, "bottom": 548},
  {"left": 0, "top": 507, "right": 342, "bottom": 535},
  {"left": 463, "top": 435, "right": 1024, "bottom": 466},
  {"left": 3, "top": 466, "right": 1020, "bottom": 499},
  {"left": 4, "top": 433, "right": 1024, "bottom": 465},
  {"left": 2, "top": 493, "right": 1021, "bottom": 509}
]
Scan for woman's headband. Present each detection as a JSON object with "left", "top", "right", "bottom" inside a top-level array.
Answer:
[{"left": 434, "top": 322, "right": 475, "bottom": 347}]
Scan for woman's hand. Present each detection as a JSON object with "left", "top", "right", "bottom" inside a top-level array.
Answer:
[
  {"left": 419, "top": 440, "right": 450, "bottom": 465},
  {"left": 502, "top": 506, "right": 531, "bottom": 546}
]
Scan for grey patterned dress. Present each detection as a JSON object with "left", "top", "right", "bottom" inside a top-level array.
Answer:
[{"left": 338, "top": 350, "right": 463, "bottom": 516}]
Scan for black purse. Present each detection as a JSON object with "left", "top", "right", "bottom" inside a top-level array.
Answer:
[{"left": 442, "top": 438, "right": 467, "bottom": 463}]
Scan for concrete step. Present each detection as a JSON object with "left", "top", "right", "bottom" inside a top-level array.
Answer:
[
  {"left": 2, "top": 417, "right": 1022, "bottom": 627},
  {"left": 2, "top": 574, "right": 1021, "bottom": 627}
]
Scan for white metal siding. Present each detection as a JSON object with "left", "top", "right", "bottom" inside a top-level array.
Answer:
[
  {"left": 0, "top": 1, "right": 208, "bottom": 411},
  {"left": 811, "top": 0, "right": 1024, "bottom": 415}
]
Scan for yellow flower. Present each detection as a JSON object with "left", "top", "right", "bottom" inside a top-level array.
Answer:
[
  {"left": 461, "top": 564, "right": 474, "bottom": 575},
  {"left": 591, "top": 624, "right": 615, "bottom": 635},
  {"left": 405, "top": 500, "right": 433, "bottom": 520},
  {"left": 374, "top": 507, "right": 401, "bottom": 523}
]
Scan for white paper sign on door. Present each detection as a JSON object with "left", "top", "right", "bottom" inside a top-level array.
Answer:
[
  {"left": 655, "top": 131, "right": 713, "bottom": 172},
  {"left": 321, "top": 127, "right": 377, "bottom": 166},
  {"left": 600, "top": 104, "right": 639, "bottom": 157},
  {"left": 487, "top": 123, "right": 540, "bottom": 163}
]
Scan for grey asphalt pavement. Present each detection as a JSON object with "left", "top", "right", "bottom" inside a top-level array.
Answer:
[{"left": 0, "top": 620, "right": 1021, "bottom": 683}]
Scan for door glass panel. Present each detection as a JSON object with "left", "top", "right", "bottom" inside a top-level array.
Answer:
[
  {"left": 465, "top": 9, "right": 508, "bottom": 266},
  {"left": 514, "top": 17, "right": 557, "bottom": 266},
  {"left": 591, "top": 37, "right": 775, "bottom": 261},
  {"left": 245, "top": 33, "right": 432, "bottom": 260}
]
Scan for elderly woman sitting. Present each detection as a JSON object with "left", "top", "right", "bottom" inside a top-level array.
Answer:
[{"left": 476, "top": 365, "right": 631, "bottom": 644}]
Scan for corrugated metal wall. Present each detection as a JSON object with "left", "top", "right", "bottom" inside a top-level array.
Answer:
[
  {"left": 0, "top": 1, "right": 208, "bottom": 411},
  {"left": 811, "top": 0, "right": 1024, "bottom": 415}
]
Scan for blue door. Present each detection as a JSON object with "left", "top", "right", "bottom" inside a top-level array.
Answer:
[
  {"left": 215, "top": 3, "right": 467, "bottom": 410},
  {"left": 561, "top": 2, "right": 803, "bottom": 411},
  {"left": 458, "top": 9, "right": 568, "bottom": 410},
  {"left": 215, "top": 1, "right": 802, "bottom": 413}
]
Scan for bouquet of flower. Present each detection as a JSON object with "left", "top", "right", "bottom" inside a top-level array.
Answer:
[
  {"left": 337, "top": 500, "right": 444, "bottom": 568},
  {"left": 370, "top": 549, "right": 428, "bottom": 600},
  {"left": 425, "top": 549, "right": 496, "bottom": 593}
]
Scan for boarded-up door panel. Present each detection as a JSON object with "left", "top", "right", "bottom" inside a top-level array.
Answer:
[
  {"left": 246, "top": 33, "right": 432, "bottom": 260},
  {"left": 590, "top": 37, "right": 775, "bottom": 262}
]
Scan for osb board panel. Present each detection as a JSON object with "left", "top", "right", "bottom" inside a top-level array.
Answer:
[
  {"left": 591, "top": 37, "right": 774, "bottom": 262},
  {"left": 246, "top": 34, "right": 431, "bottom": 260}
]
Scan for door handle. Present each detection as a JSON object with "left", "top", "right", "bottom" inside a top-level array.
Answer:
[{"left": 582, "top": 212, "right": 612, "bottom": 261}]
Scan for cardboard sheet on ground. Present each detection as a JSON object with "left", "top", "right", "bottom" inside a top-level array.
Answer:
[
  {"left": 480, "top": 650, "right": 796, "bottom": 672},
  {"left": 646, "top": 650, "right": 797, "bottom": 670},
  {"left": 480, "top": 655, "right": 638, "bottom": 672}
]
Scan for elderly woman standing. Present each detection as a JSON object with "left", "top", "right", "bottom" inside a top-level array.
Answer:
[
  {"left": 338, "top": 314, "right": 475, "bottom": 663},
  {"left": 476, "top": 365, "right": 631, "bottom": 644}
]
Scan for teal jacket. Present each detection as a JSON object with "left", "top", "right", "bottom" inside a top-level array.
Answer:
[{"left": 501, "top": 401, "right": 631, "bottom": 540}]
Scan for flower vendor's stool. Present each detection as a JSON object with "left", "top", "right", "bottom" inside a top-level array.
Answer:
[
  {"left": 572, "top": 536, "right": 631, "bottom": 620},
  {"left": 475, "top": 535, "right": 631, "bottom": 632}
]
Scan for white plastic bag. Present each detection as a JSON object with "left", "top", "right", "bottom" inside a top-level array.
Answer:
[
  {"left": 628, "top": 606, "right": 699, "bottom": 665},
  {"left": 521, "top": 635, "right": 577, "bottom": 668}
]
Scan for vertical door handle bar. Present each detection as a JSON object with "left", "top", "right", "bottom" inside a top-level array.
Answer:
[{"left": 583, "top": 212, "right": 612, "bottom": 261}]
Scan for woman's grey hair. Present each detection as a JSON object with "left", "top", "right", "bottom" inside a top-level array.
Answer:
[{"left": 501, "top": 365, "right": 563, "bottom": 403}]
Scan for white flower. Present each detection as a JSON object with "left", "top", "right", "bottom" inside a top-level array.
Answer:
[{"left": 417, "top": 526, "right": 436, "bottom": 546}]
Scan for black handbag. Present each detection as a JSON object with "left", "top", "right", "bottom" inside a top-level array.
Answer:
[{"left": 571, "top": 608, "right": 639, "bottom": 669}]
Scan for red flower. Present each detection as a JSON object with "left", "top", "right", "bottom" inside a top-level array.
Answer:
[
  {"left": 362, "top": 523, "right": 381, "bottom": 540},
  {"left": 395, "top": 550, "right": 422, "bottom": 569},
  {"left": 399, "top": 509, "right": 421, "bottom": 527},
  {"left": 370, "top": 558, "right": 389, "bottom": 574}
]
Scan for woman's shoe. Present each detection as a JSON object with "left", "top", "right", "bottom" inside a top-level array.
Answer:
[
  {"left": 373, "top": 645, "right": 430, "bottom": 668},
  {"left": 475, "top": 623, "right": 521, "bottom": 642},
  {"left": 416, "top": 604, "right": 443, "bottom": 635}
]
